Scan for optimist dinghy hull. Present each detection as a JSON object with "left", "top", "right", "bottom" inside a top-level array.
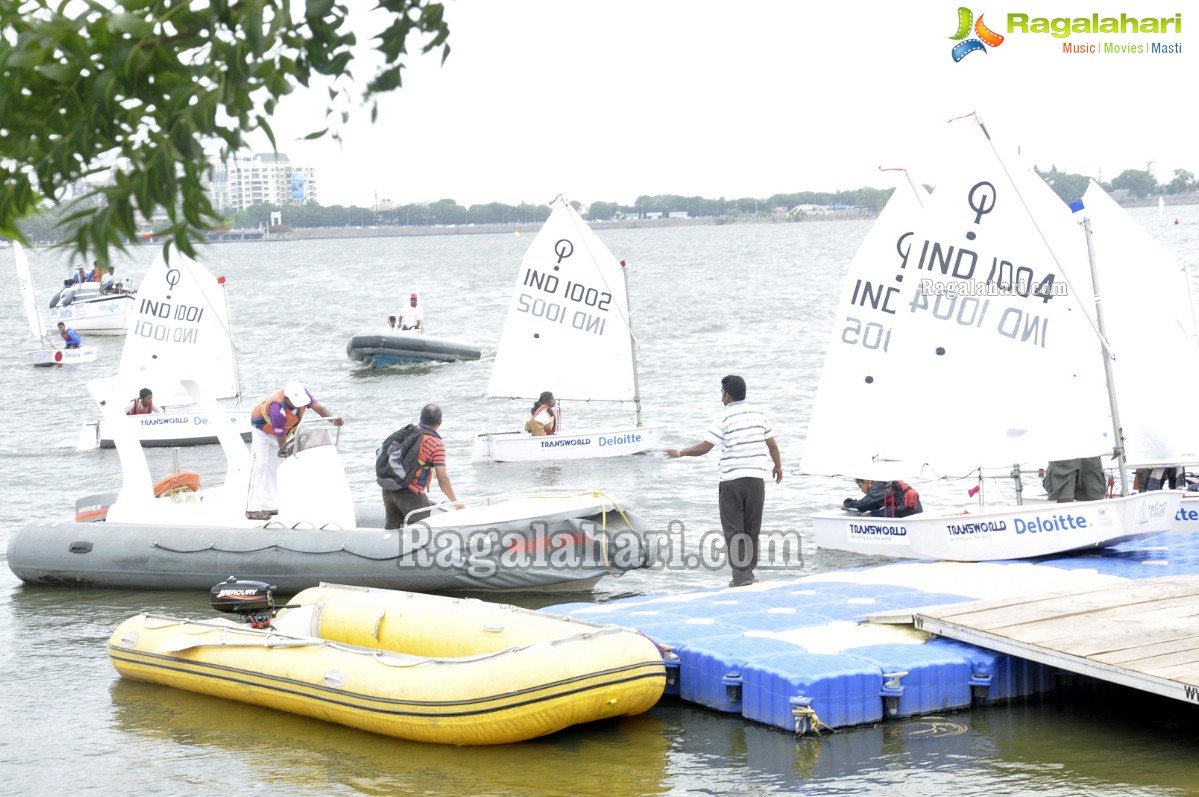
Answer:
[{"left": 813, "top": 490, "right": 1181, "bottom": 561}]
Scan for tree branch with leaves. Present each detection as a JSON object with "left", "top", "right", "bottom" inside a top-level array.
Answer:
[{"left": 0, "top": 0, "right": 449, "bottom": 265}]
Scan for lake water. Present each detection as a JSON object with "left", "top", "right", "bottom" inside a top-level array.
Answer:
[{"left": 2, "top": 206, "right": 1198, "bottom": 796}]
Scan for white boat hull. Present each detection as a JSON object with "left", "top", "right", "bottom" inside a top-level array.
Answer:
[
  {"left": 813, "top": 491, "right": 1181, "bottom": 562},
  {"left": 1172, "top": 494, "right": 1199, "bottom": 533},
  {"left": 48, "top": 293, "right": 135, "bottom": 334},
  {"left": 31, "top": 347, "right": 98, "bottom": 367},
  {"left": 472, "top": 424, "right": 666, "bottom": 462},
  {"left": 75, "top": 410, "right": 252, "bottom": 450}
]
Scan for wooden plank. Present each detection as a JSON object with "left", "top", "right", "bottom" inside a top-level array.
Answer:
[
  {"left": 910, "top": 574, "right": 1199, "bottom": 706},
  {"left": 927, "top": 579, "right": 1199, "bottom": 632},
  {"left": 1092, "top": 635, "right": 1199, "bottom": 665}
]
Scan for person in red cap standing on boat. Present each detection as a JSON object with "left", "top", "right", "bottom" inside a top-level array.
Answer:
[
  {"left": 245, "top": 381, "right": 342, "bottom": 521},
  {"left": 398, "top": 293, "right": 424, "bottom": 331}
]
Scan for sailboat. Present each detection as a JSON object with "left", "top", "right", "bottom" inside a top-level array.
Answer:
[
  {"left": 801, "top": 115, "right": 1182, "bottom": 562},
  {"left": 75, "top": 247, "right": 251, "bottom": 450},
  {"left": 15, "top": 242, "right": 99, "bottom": 367},
  {"left": 471, "top": 197, "right": 665, "bottom": 462}
]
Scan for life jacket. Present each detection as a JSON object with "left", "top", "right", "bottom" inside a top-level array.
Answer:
[
  {"left": 375, "top": 424, "right": 435, "bottom": 491},
  {"left": 883, "top": 480, "right": 921, "bottom": 517},
  {"left": 525, "top": 403, "right": 558, "bottom": 435},
  {"left": 250, "top": 388, "right": 304, "bottom": 437},
  {"left": 128, "top": 398, "right": 154, "bottom": 415}
]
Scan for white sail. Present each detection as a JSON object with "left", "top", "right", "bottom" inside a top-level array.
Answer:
[
  {"left": 15, "top": 243, "right": 48, "bottom": 343},
  {"left": 800, "top": 176, "right": 932, "bottom": 481},
  {"left": 487, "top": 200, "right": 636, "bottom": 402},
  {"left": 114, "top": 247, "right": 239, "bottom": 405},
  {"left": 804, "top": 117, "right": 1113, "bottom": 480},
  {"left": 1078, "top": 181, "right": 1199, "bottom": 465}
]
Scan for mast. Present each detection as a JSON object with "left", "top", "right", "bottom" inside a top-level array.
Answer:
[
  {"left": 622, "top": 259, "right": 643, "bottom": 427},
  {"left": 1082, "top": 214, "right": 1130, "bottom": 495},
  {"left": 218, "top": 273, "right": 242, "bottom": 405}
]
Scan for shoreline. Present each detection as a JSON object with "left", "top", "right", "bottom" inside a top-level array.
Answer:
[{"left": 216, "top": 194, "right": 1198, "bottom": 243}]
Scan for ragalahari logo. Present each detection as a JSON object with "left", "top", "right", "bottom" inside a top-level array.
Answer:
[{"left": 949, "top": 7, "right": 1005, "bottom": 61}]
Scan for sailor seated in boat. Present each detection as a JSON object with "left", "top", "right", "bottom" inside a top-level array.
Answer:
[
  {"left": 57, "top": 322, "right": 82, "bottom": 349},
  {"left": 523, "top": 392, "right": 558, "bottom": 436},
  {"left": 842, "top": 478, "right": 923, "bottom": 518},
  {"left": 126, "top": 388, "right": 163, "bottom": 416}
]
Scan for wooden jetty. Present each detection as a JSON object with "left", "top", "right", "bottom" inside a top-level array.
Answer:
[{"left": 900, "top": 574, "right": 1199, "bottom": 706}]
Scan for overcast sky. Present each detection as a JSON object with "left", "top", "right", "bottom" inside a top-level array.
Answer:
[{"left": 256, "top": 0, "right": 1192, "bottom": 208}]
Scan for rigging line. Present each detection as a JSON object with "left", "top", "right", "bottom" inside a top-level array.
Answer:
[{"left": 878, "top": 166, "right": 929, "bottom": 211}]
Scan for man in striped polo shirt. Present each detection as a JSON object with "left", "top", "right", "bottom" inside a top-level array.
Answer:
[{"left": 666, "top": 374, "right": 783, "bottom": 587}]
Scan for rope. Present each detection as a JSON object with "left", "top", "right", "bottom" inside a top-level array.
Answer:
[
  {"left": 792, "top": 703, "right": 834, "bottom": 735},
  {"left": 149, "top": 540, "right": 405, "bottom": 562},
  {"left": 590, "top": 489, "right": 645, "bottom": 577}
]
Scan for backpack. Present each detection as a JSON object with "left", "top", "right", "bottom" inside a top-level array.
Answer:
[
  {"left": 888, "top": 480, "right": 920, "bottom": 513},
  {"left": 375, "top": 424, "right": 425, "bottom": 489}
]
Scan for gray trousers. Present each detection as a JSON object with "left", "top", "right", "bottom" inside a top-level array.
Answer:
[
  {"left": 382, "top": 488, "right": 431, "bottom": 529},
  {"left": 719, "top": 477, "right": 766, "bottom": 586}
]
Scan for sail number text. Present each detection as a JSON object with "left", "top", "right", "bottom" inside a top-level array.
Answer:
[
  {"left": 132, "top": 298, "right": 206, "bottom": 344},
  {"left": 516, "top": 268, "right": 614, "bottom": 336}
]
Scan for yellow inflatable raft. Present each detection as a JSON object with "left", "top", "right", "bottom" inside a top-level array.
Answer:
[{"left": 107, "top": 583, "right": 667, "bottom": 745}]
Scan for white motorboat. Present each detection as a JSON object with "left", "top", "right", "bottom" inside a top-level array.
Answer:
[
  {"left": 10, "top": 378, "right": 652, "bottom": 592},
  {"left": 48, "top": 279, "right": 135, "bottom": 334}
]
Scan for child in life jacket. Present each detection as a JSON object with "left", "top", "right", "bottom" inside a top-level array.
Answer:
[{"left": 842, "top": 478, "right": 923, "bottom": 518}]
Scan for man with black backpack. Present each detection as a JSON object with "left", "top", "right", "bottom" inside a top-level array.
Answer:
[{"left": 376, "top": 403, "right": 462, "bottom": 528}]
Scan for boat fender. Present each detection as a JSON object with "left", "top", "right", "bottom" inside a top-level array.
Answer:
[{"left": 153, "top": 471, "right": 202, "bottom": 498}]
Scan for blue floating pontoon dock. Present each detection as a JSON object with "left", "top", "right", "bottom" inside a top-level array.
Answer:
[{"left": 545, "top": 530, "right": 1199, "bottom": 734}]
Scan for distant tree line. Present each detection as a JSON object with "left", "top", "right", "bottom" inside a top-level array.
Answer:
[
  {"left": 16, "top": 167, "right": 1197, "bottom": 244},
  {"left": 1036, "top": 166, "right": 1195, "bottom": 204}
]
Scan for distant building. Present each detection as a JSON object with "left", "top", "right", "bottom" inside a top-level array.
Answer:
[{"left": 208, "top": 152, "right": 318, "bottom": 212}]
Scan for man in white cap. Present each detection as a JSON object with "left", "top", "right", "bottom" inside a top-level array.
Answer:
[
  {"left": 398, "top": 292, "right": 423, "bottom": 331},
  {"left": 245, "top": 381, "right": 343, "bottom": 520}
]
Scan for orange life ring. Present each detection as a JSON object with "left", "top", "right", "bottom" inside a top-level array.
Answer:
[{"left": 153, "top": 471, "right": 201, "bottom": 498}]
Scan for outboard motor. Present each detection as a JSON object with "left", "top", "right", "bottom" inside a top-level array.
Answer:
[{"left": 210, "top": 577, "right": 277, "bottom": 629}]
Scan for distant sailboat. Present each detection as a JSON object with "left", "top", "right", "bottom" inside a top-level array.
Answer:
[
  {"left": 76, "top": 247, "right": 251, "bottom": 449},
  {"left": 15, "top": 243, "right": 99, "bottom": 367},
  {"left": 472, "top": 197, "right": 665, "bottom": 462}
]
